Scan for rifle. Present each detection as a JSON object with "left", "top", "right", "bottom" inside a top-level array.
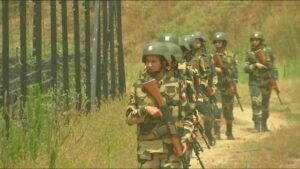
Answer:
[
  {"left": 213, "top": 54, "right": 244, "bottom": 112},
  {"left": 254, "top": 49, "right": 283, "bottom": 104},
  {"left": 194, "top": 121, "right": 210, "bottom": 150},
  {"left": 191, "top": 136, "right": 206, "bottom": 169},
  {"left": 198, "top": 84, "right": 220, "bottom": 117},
  {"left": 143, "top": 79, "right": 184, "bottom": 157}
]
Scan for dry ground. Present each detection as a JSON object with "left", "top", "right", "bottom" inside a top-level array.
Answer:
[{"left": 190, "top": 107, "right": 290, "bottom": 168}]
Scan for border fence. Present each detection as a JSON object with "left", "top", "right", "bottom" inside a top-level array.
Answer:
[{"left": 0, "top": 1, "right": 126, "bottom": 122}]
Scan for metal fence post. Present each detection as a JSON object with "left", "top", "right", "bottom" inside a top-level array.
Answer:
[
  {"left": 90, "top": 1, "right": 100, "bottom": 111},
  {"left": 61, "top": 0, "right": 69, "bottom": 108},
  {"left": 20, "top": 1, "right": 27, "bottom": 104},
  {"left": 109, "top": 0, "right": 116, "bottom": 99},
  {"left": 50, "top": 0, "right": 57, "bottom": 87},
  {"left": 73, "top": 0, "right": 82, "bottom": 111},
  {"left": 33, "top": 0, "right": 42, "bottom": 89},
  {"left": 85, "top": 0, "right": 91, "bottom": 111},
  {"left": 2, "top": 0, "right": 10, "bottom": 137},
  {"left": 102, "top": 0, "right": 109, "bottom": 100},
  {"left": 116, "top": 1, "right": 126, "bottom": 96},
  {"left": 96, "top": 2, "right": 102, "bottom": 106}
]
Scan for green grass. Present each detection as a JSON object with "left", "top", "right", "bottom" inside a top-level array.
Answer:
[{"left": 0, "top": 85, "right": 68, "bottom": 168}]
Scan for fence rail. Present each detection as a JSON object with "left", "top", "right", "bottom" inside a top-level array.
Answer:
[{"left": 1, "top": 0, "right": 126, "bottom": 134}]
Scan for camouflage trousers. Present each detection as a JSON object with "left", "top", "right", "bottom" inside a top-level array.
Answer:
[
  {"left": 214, "top": 89, "right": 234, "bottom": 124},
  {"left": 195, "top": 99, "right": 214, "bottom": 134},
  {"left": 212, "top": 89, "right": 223, "bottom": 125},
  {"left": 138, "top": 152, "right": 182, "bottom": 168},
  {"left": 249, "top": 84, "right": 271, "bottom": 122}
]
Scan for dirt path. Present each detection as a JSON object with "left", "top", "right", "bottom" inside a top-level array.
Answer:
[{"left": 190, "top": 107, "right": 288, "bottom": 168}]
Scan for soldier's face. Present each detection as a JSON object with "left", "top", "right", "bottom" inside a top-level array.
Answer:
[
  {"left": 213, "top": 40, "right": 223, "bottom": 49},
  {"left": 250, "top": 38, "right": 261, "bottom": 48},
  {"left": 181, "top": 47, "right": 191, "bottom": 60},
  {"left": 145, "top": 55, "right": 162, "bottom": 73},
  {"left": 194, "top": 39, "right": 202, "bottom": 49}
]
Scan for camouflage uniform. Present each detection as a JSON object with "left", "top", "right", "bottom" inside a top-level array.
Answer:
[
  {"left": 160, "top": 35, "right": 198, "bottom": 168},
  {"left": 244, "top": 31, "right": 278, "bottom": 132},
  {"left": 190, "top": 32, "right": 216, "bottom": 146},
  {"left": 179, "top": 35, "right": 208, "bottom": 168},
  {"left": 212, "top": 32, "right": 238, "bottom": 139},
  {"left": 126, "top": 42, "right": 193, "bottom": 168}
]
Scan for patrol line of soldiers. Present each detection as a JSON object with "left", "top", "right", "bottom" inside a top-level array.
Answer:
[{"left": 125, "top": 31, "right": 278, "bottom": 168}]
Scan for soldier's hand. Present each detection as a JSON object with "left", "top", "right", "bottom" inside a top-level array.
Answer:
[
  {"left": 145, "top": 106, "right": 162, "bottom": 118},
  {"left": 255, "top": 63, "right": 267, "bottom": 69},
  {"left": 215, "top": 67, "right": 223, "bottom": 74}
]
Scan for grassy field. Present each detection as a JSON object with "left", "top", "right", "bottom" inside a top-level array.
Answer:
[{"left": 1, "top": 1, "right": 300, "bottom": 168}]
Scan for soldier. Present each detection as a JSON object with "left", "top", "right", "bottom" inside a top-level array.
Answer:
[
  {"left": 182, "top": 35, "right": 196, "bottom": 58},
  {"left": 157, "top": 33, "right": 182, "bottom": 77},
  {"left": 212, "top": 32, "right": 238, "bottom": 140},
  {"left": 244, "top": 31, "right": 278, "bottom": 132},
  {"left": 125, "top": 41, "right": 192, "bottom": 168},
  {"left": 190, "top": 32, "right": 216, "bottom": 146},
  {"left": 159, "top": 34, "right": 195, "bottom": 168},
  {"left": 179, "top": 36, "right": 192, "bottom": 62}
]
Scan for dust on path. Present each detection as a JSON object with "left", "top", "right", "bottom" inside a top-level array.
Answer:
[{"left": 190, "top": 107, "right": 288, "bottom": 168}]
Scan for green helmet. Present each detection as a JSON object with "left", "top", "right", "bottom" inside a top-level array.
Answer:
[
  {"left": 212, "top": 32, "right": 228, "bottom": 42},
  {"left": 182, "top": 35, "right": 195, "bottom": 48},
  {"left": 250, "top": 31, "right": 264, "bottom": 41},
  {"left": 192, "top": 32, "right": 207, "bottom": 42},
  {"left": 142, "top": 41, "right": 172, "bottom": 63},
  {"left": 165, "top": 42, "right": 183, "bottom": 63},
  {"left": 158, "top": 33, "right": 179, "bottom": 45},
  {"left": 178, "top": 37, "right": 191, "bottom": 51}
]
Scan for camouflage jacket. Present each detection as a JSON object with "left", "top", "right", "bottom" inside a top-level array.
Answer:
[
  {"left": 125, "top": 74, "right": 193, "bottom": 154},
  {"left": 193, "top": 50, "right": 218, "bottom": 89},
  {"left": 212, "top": 50, "right": 238, "bottom": 91},
  {"left": 244, "top": 46, "right": 278, "bottom": 86}
]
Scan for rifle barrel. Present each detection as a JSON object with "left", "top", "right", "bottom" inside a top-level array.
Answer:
[{"left": 196, "top": 124, "right": 210, "bottom": 149}]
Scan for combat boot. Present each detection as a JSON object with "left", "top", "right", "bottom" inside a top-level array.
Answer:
[
  {"left": 226, "top": 124, "right": 235, "bottom": 140},
  {"left": 261, "top": 119, "right": 269, "bottom": 132},
  {"left": 214, "top": 125, "right": 221, "bottom": 140},
  {"left": 254, "top": 119, "right": 261, "bottom": 132}
]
